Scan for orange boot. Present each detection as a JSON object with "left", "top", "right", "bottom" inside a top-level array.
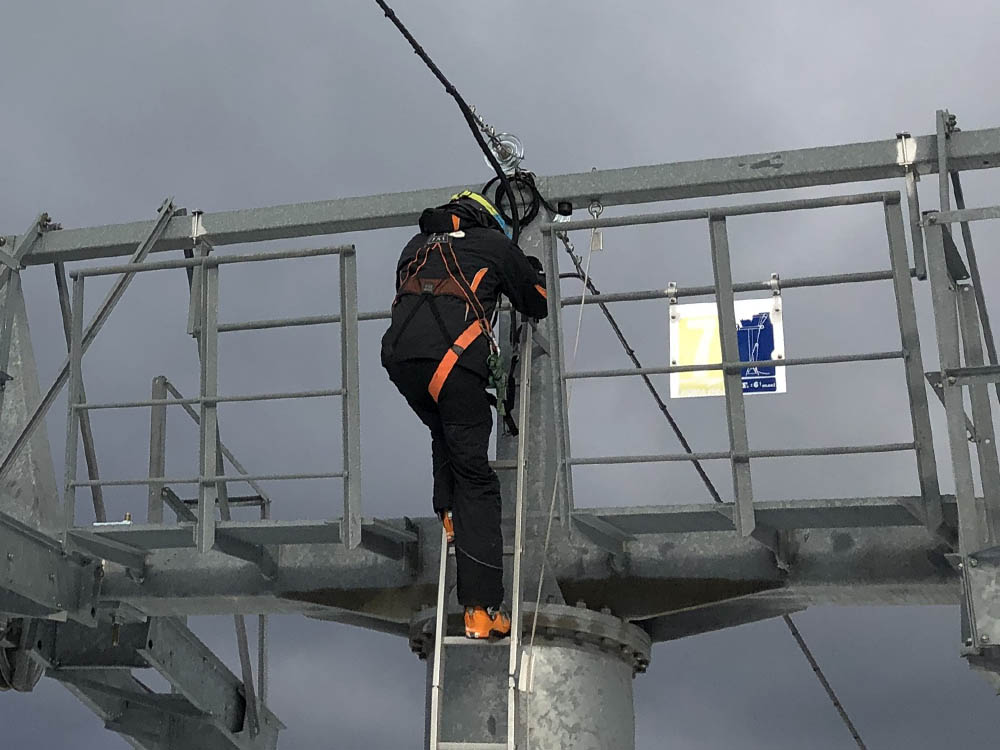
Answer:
[
  {"left": 440, "top": 511, "right": 454, "bottom": 544},
  {"left": 464, "top": 606, "right": 511, "bottom": 639}
]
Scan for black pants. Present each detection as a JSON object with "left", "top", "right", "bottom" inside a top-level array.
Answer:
[{"left": 384, "top": 359, "right": 504, "bottom": 609}]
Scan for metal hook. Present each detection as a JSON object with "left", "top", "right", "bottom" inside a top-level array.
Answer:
[{"left": 587, "top": 201, "right": 604, "bottom": 253}]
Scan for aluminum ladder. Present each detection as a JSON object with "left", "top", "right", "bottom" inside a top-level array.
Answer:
[{"left": 428, "top": 324, "right": 534, "bottom": 750}]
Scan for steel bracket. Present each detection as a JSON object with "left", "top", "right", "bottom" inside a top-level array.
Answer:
[
  {"left": 572, "top": 512, "right": 634, "bottom": 559},
  {"left": 962, "top": 548, "right": 1000, "bottom": 651},
  {"left": 0, "top": 509, "right": 99, "bottom": 624},
  {"left": 666, "top": 281, "right": 678, "bottom": 309}
]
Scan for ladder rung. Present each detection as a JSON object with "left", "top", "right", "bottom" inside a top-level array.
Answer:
[
  {"left": 437, "top": 743, "right": 508, "bottom": 749},
  {"left": 441, "top": 636, "right": 510, "bottom": 647}
]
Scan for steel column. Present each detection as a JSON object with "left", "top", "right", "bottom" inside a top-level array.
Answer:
[
  {"left": 63, "top": 276, "right": 84, "bottom": 532},
  {"left": 0, "top": 269, "right": 20, "bottom": 419},
  {"left": 708, "top": 217, "right": 755, "bottom": 536},
  {"left": 544, "top": 228, "right": 574, "bottom": 526},
  {"left": 950, "top": 171, "right": 1000, "bottom": 410},
  {"left": 937, "top": 110, "right": 952, "bottom": 212},
  {"left": 925, "top": 223, "right": 981, "bottom": 554},
  {"left": 197, "top": 265, "right": 221, "bottom": 553},
  {"left": 904, "top": 169, "right": 927, "bottom": 280},
  {"left": 957, "top": 288, "right": 1000, "bottom": 546},
  {"left": 147, "top": 376, "right": 168, "bottom": 524},
  {"left": 339, "top": 248, "right": 362, "bottom": 549},
  {"left": 54, "top": 263, "right": 106, "bottom": 523},
  {"left": 883, "top": 200, "right": 945, "bottom": 536}
]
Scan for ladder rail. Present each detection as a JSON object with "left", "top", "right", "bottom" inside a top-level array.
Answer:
[
  {"left": 507, "top": 325, "right": 532, "bottom": 750},
  {"left": 431, "top": 324, "right": 533, "bottom": 750},
  {"left": 428, "top": 525, "right": 450, "bottom": 748}
]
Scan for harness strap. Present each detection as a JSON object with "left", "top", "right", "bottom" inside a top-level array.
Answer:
[
  {"left": 388, "top": 294, "right": 428, "bottom": 353},
  {"left": 428, "top": 322, "right": 482, "bottom": 402},
  {"left": 424, "top": 293, "right": 456, "bottom": 348}
]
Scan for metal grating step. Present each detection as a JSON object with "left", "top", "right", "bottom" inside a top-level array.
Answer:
[{"left": 437, "top": 743, "right": 509, "bottom": 749}]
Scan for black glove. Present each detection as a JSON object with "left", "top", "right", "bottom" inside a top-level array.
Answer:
[{"left": 526, "top": 256, "right": 544, "bottom": 276}]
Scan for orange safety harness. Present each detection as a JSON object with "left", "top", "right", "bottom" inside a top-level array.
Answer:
[{"left": 391, "top": 233, "right": 498, "bottom": 403}]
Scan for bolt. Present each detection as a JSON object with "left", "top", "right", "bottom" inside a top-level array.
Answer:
[
  {"left": 958, "top": 562, "right": 964, "bottom": 570},
  {"left": 982, "top": 634, "right": 990, "bottom": 644},
  {"left": 970, "top": 557, "right": 979, "bottom": 567},
  {"left": 966, "top": 637, "right": 974, "bottom": 646},
  {"left": 0, "top": 238, "right": 5, "bottom": 247},
  {"left": 987, "top": 439, "right": 993, "bottom": 445},
  {"left": 575, "top": 600, "right": 587, "bottom": 608},
  {"left": 6, "top": 553, "right": 12, "bottom": 561}
]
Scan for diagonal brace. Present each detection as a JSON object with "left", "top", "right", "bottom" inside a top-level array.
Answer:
[{"left": 0, "top": 199, "right": 179, "bottom": 486}]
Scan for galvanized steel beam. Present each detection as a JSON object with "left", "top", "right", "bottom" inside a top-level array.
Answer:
[
  {"left": 12, "top": 127, "right": 1000, "bottom": 266},
  {"left": 89, "top": 505, "right": 959, "bottom": 620}
]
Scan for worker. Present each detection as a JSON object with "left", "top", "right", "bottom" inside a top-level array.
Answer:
[{"left": 381, "top": 191, "right": 548, "bottom": 639}]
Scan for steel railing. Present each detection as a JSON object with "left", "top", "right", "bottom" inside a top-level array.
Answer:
[
  {"left": 542, "top": 190, "right": 943, "bottom": 539},
  {"left": 63, "top": 243, "right": 364, "bottom": 551}
]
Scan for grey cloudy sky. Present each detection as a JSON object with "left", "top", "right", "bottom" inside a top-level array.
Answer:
[{"left": 3, "top": 0, "right": 1000, "bottom": 747}]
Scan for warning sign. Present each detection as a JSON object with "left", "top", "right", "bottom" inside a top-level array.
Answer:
[{"left": 669, "top": 298, "right": 786, "bottom": 399}]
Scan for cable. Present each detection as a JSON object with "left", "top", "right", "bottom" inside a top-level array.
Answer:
[
  {"left": 783, "top": 615, "right": 868, "bottom": 749},
  {"left": 482, "top": 171, "right": 559, "bottom": 230},
  {"left": 372, "top": 0, "right": 520, "bottom": 243}
]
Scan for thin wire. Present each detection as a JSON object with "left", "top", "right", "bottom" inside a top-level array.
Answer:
[{"left": 783, "top": 615, "right": 868, "bottom": 749}]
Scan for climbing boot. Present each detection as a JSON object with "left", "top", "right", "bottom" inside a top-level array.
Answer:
[{"left": 464, "top": 606, "right": 511, "bottom": 639}]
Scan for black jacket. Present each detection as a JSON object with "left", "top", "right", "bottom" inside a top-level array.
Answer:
[{"left": 381, "top": 226, "right": 548, "bottom": 379}]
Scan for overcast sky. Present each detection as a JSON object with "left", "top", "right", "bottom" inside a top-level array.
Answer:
[{"left": 3, "top": 1, "right": 1000, "bottom": 747}]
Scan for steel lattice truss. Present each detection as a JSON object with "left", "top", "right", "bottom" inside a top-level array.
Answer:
[{"left": 1, "top": 110, "right": 1000, "bottom": 748}]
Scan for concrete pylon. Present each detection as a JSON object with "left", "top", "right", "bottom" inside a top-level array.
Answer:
[
  {"left": 0, "top": 271, "right": 60, "bottom": 532},
  {"left": 411, "top": 603, "right": 651, "bottom": 749}
]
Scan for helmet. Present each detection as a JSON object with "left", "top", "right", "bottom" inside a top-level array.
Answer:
[{"left": 448, "top": 191, "right": 512, "bottom": 240}]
